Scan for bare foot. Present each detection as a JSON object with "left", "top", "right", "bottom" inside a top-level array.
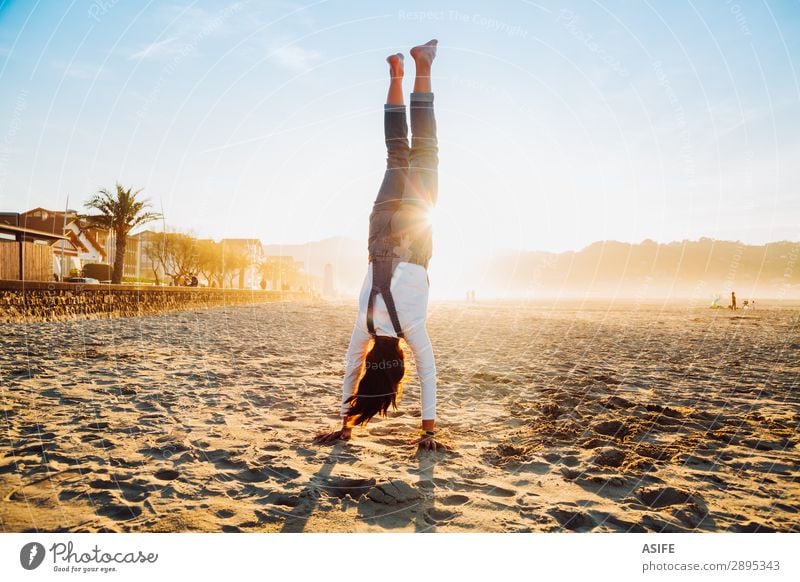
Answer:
[
  {"left": 410, "top": 434, "right": 452, "bottom": 452},
  {"left": 387, "top": 53, "right": 404, "bottom": 78},
  {"left": 410, "top": 39, "right": 437, "bottom": 68},
  {"left": 314, "top": 427, "right": 352, "bottom": 444}
]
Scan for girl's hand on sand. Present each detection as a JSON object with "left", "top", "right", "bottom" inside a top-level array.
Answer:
[
  {"left": 313, "top": 428, "right": 352, "bottom": 444},
  {"left": 411, "top": 435, "right": 452, "bottom": 452}
]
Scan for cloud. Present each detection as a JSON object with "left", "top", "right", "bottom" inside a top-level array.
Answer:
[
  {"left": 128, "top": 37, "right": 179, "bottom": 61},
  {"left": 124, "top": 3, "right": 251, "bottom": 62},
  {"left": 268, "top": 44, "right": 320, "bottom": 73},
  {"left": 159, "top": 2, "right": 244, "bottom": 36},
  {"left": 53, "top": 61, "right": 104, "bottom": 80}
]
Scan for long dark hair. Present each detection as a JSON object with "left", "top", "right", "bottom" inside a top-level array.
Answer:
[{"left": 345, "top": 335, "right": 405, "bottom": 426}]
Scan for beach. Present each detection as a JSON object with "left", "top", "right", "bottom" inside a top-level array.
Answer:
[{"left": 1, "top": 300, "right": 798, "bottom": 532}]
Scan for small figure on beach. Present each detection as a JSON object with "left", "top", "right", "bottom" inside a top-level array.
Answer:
[
  {"left": 731, "top": 291, "right": 737, "bottom": 311},
  {"left": 315, "top": 40, "right": 449, "bottom": 451}
]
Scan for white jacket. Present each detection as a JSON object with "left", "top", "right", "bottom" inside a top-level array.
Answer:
[{"left": 340, "top": 261, "right": 437, "bottom": 420}]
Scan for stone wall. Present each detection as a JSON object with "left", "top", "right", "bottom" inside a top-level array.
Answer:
[{"left": 0, "top": 280, "right": 314, "bottom": 323}]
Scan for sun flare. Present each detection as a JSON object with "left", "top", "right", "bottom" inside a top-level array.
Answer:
[{"left": 423, "top": 205, "right": 436, "bottom": 228}]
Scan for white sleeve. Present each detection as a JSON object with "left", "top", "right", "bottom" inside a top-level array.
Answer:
[
  {"left": 402, "top": 323, "right": 437, "bottom": 420},
  {"left": 340, "top": 323, "right": 372, "bottom": 417}
]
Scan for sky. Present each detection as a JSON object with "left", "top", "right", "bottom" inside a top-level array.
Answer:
[{"left": 1, "top": 0, "right": 799, "bottom": 266}]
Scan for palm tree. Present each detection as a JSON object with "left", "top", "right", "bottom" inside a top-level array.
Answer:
[{"left": 83, "top": 183, "right": 162, "bottom": 284}]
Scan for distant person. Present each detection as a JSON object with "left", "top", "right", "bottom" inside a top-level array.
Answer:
[
  {"left": 731, "top": 291, "right": 737, "bottom": 311},
  {"left": 315, "top": 40, "right": 449, "bottom": 451}
]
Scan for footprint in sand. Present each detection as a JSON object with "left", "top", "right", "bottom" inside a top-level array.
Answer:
[
  {"left": 315, "top": 476, "right": 377, "bottom": 499},
  {"left": 604, "top": 396, "right": 636, "bottom": 410},
  {"left": 96, "top": 504, "right": 143, "bottom": 521},
  {"left": 593, "top": 447, "right": 626, "bottom": 468},
  {"left": 154, "top": 469, "right": 180, "bottom": 481},
  {"left": 13, "top": 440, "right": 58, "bottom": 455},
  {"left": 89, "top": 477, "right": 151, "bottom": 502},
  {"left": 636, "top": 486, "right": 694, "bottom": 508},
  {"left": 229, "top": 468, "right": 270, "bottom": 483},
  {"left": 366, "top": 480, "right": 423, "bottom": 505},
  {"left": 732, "top": 521, "right": 777, "bottom": 533},
  {"left": 206, "top": 413, "right": 226, "bottom": 425},
  {"left": 368, "top": 427, "right": 396, "bottom": 437},
  {"left": 636, "top": 443, "right": 675, "bottom": 461},
  {"left": 548, "top": 507, "right": 596, "bottom": 531},
  {"left": 439, "top": 494, "right": 470, "bottom": 506},
  {"left": 559, "top": 467, "right": 582, "bottom": 480},
  {"left": 591, "top": 420, "right": 630, "bottom": 439},
  {"left": 109, "top": 456, "right": 141, "bottom": 469},
  {"left": 435, "top": 478, "right": 516, "bottom": 498},
  {"left": 259, "top": 463, "right": 301, "bottom": 482},
  {"left": 672, "top": 503, "right": 709, "bottom": 529},
  {"left": 591, "top": 512, "right": 647, "bottom": 532},
  {"left": 560, "top": 454, "right": 580, "bottom": 467},
  {"left": 262, "top": 492, "right": 307, "bottom": 508},
  {"left": 579, "top": 437, "right": 614, "bottom": 450},
  {"left": 424, "top": 507, "right": 458, "bottom": 523},
  {"left": 253, "top": 509, "right": 283, "bottom": 525}
]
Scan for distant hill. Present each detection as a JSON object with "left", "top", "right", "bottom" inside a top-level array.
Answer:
[
  {"left": 262, "top": 237, "right": 800, "bottom": 299},
  {"left": 472, "top": 238, "right": 800, "bottom": 299}
]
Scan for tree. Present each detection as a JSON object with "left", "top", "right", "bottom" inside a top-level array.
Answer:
[
  {"left": 144, "top": 231, "right": 198, "bottom": 286},
  {"left": 163, "top": 233, "right": 198, "bottom": 285},
  {"left": 83, "top": 183, "right": 162, "bottom": 284},
  {"left": 220, "top": 242, "right": 250, "bottom": 289},
  {"left": 196, "top": 239, "right": 224, "bottom": 288}
]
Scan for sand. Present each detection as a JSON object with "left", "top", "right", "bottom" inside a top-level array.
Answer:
[{"left": 1, "top": 300, "right": 798, "bottom": 532}]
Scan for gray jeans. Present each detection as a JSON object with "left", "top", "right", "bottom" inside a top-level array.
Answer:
[{"left": 368, "top": 92, "right": 438, "bottom": 269}]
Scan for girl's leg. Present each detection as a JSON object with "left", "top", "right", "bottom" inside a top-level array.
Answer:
[
  {"left": 389, "top": 40, "right": 438, "bottom": 267},
  {"left": 369, "top": 54, "right": 410, "bottom": 258},
  {"left": 411, "top": 40, "right": 435, "bottom": 94},
  {"left": 373, "top": 53, "right": 409, "bottom": 209},
  {"left": 386, "top": 53, "right": 404, "bottom": 106},
  {"left": 405, "top": 40, "right": 438, "bottom": 207}
]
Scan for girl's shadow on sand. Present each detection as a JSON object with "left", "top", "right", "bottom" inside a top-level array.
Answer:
[{"left": 275, "top": 441, "right": 449, "bottom": 532}]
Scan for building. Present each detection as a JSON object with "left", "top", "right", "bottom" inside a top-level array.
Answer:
[
  {"left": 13, "top": 208, "right": 169, "bottom": 283},
  {"left": 0, "top": 223, "right": 67, "bottom": 281},
  {"left": 126, "top": 230, "right": 166, "bottom": 283},
  {"left": 260, "top": 255, "right": 316, "bottom": 292},
  {"left": 17, "top": 207, "right": 109, "bottom": 279}
]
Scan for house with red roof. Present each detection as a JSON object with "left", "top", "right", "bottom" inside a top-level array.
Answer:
[{"left": 16, "top": 208, "right": 109, "bottom": 279}]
